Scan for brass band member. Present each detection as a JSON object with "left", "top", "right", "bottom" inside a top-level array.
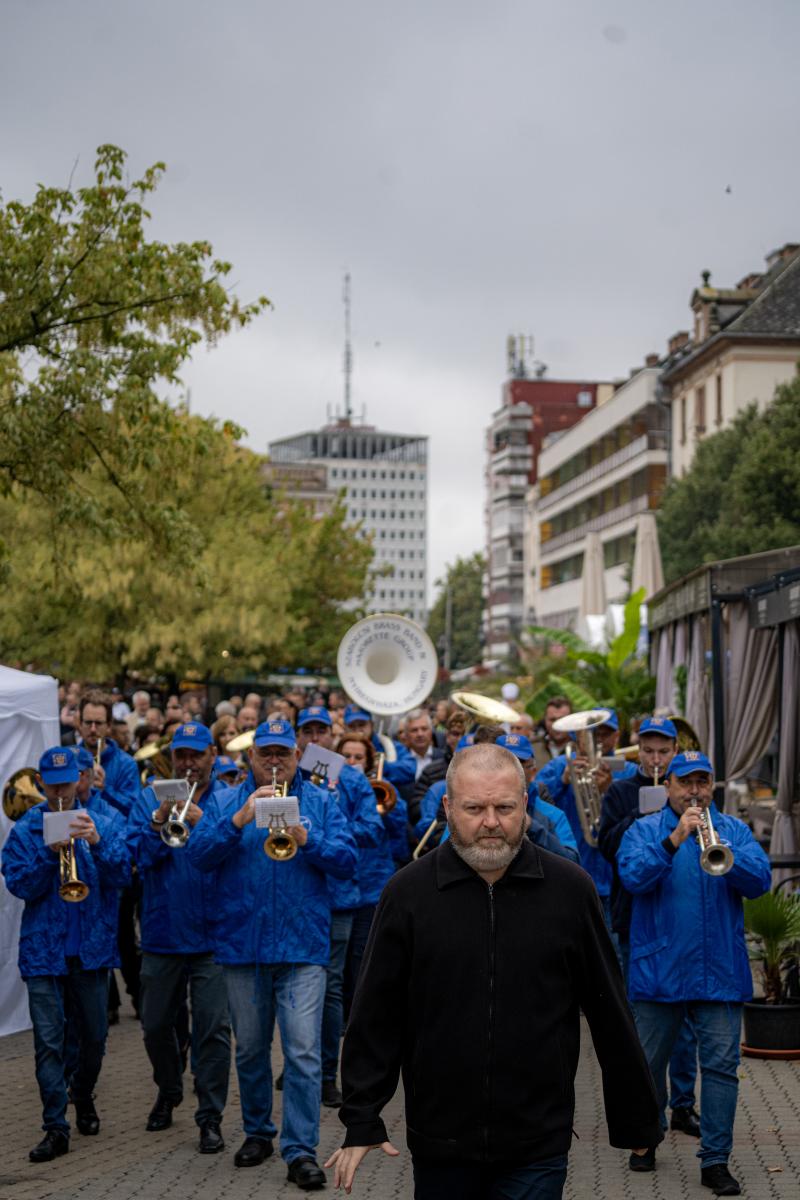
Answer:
[{"left": 1, "top": 747, "right": 130, "bottom": 1161}]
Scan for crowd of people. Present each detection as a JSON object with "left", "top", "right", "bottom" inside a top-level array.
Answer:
[{"left": 1, "top": 680, "right": 774, "bottom": 1198}]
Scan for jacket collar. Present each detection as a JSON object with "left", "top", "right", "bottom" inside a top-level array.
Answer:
[{"left": 435, "top": 835, "right": 544, "bottom": 890}]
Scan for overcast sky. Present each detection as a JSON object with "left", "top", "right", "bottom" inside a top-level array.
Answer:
[{"left": 3, "top": 0, "right": 800, "bottom": 604}]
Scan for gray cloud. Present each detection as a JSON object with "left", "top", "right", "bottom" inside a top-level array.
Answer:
[{"left": 3, "top": 0, "right": 799, "bottom": 600}]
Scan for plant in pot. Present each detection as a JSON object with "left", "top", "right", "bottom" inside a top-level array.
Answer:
[{"left": 742, "top": 888, "right": 800, "bottom": 1058}]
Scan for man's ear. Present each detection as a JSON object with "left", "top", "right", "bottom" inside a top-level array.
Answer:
[{"left": 442, "top": 793, "right": 450, "bottom": 817}]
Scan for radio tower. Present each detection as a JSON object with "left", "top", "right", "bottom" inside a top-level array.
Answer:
[{"left": 342, "top": 272, "right": 353, "bottom": 425}]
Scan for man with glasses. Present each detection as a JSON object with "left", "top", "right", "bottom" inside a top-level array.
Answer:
[
  {"left": 127, "top": 723, "right": 232, "bottom": 1152},
  {"left": 78, "top": 691, "right": 140, "bottom": 819},
  {"left": 617, "top": 752, "right": 770, "bottom": 1196},
  {"left": 188, "top": 719, "right": 357, "bottom": 1190}
]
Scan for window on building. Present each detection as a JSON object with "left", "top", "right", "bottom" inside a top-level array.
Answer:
[
  {"left": 695, "top": 385, "right": 706, "bottom": 435},
  {"left": 577, "top": 390, "right": 593, "bottom": 408},
  {"left": 680, "top": 395, "right": 687, "bottom": 445},
  {"left": 331, "top": 468, "right": 338, "bottom": 478},
  {"left": 715, "top": 375, "right": 723, "bottom": 426}
]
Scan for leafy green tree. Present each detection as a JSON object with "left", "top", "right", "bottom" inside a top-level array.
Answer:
[
  {"left": 426, "top": 553, "right": 485, "bottom": 669},
  {"left": 0, "top": 144, "right": 268, "bottom": 555},
  {"left": 658, "top": 376, "right": 800, "bottom": 582},
  {"left": 0, "top": 416, "right": 373, "bottom": 679},
  {"left": 524, "top": 590, "right": 655, "bottom": 734}
]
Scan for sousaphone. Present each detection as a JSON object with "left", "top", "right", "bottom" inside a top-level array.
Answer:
[{"left": 337, "top": 613, "right": 439, "bottom": 754}]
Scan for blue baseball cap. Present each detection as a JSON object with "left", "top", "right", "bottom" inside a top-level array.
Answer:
[
  {"left": 639, "top": 716, "right": 678, "bottom": 740},
  {"left": 344, "top": 704, "right": 371, "bottom": 726},
  {"left": 456, "top": 733, "right": 476, "bottom": 751},
  {"left": 666, "top": 751, "right": 713, "bottom": 779},
  {"left": 253, "top": 718, "right": 297, "bottom": 749},
  {"left": 298, "top": 706, "right": 332, "bottom": 728},
  {"left": 597, "top": 709, "right": 619, "bottom": 731},
  {"left": 171, "top": 723, "right": 213, "bottom": 752},
  {"left": 72, "top": 746, "right": 95, "bottom": 773},
  {"left": 496, "top": 733, "right": 533, "bottom": 761},
  {"left": 215, "top": 754, "right": 240, "bottom": 777},
  {"left": 39, "top": 746, "right": 80, "bottom": 785}
]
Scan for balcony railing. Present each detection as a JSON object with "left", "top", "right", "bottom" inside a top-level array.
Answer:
[
  {"left": 538, "top": 433, "right": 667, "bottom": 511},
  {"left": 541, "top": 494, "right": 650, "bottom": 556}
]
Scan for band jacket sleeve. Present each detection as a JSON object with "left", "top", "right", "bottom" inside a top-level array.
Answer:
[
  {"left": 185, "top": 786, "right": 243, "bottom": 872},
  {"left": 534, "top": 755, "right": 568, "bottom": 807},
  {"left": 414, "top": 781, "right": 446, "bottom": 840},
  {"left": 302, "top": 783, "right": 358, "bottom": 880},
  {"left": 723, "top": 818, "right": 772, "bottom": 898},
  {"left": 126, "top": 784, "right": 172, "bottom": 871},
  {"left": 617, "top": 817, "right": 675, "bottom": 894},
  {"left": 100, "top": 742, "right": 141, "bottom": 817},
  {"left": 1, "top": 808, "right": 60, "bottom": 901},
  {"left": 383, "top": 795, "right": 410, "bottom": 864},
  {"left": 382, "top": 742, "right": 416, "bottom": 789},
  {"left": 338, "top": 766, "right": 384, "bottom": 848},
  {"left": 572, "top": 878, "right": 663, "bottom": 1149},
  {"left": 339, "top": 889, "right": 410, "bottom": 1147},
  {"left": 90, "top": 809, "right": 132, "bottom": 888}
]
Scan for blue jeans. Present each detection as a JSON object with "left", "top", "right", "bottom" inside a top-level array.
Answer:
[
  {"left": 224, "top": 963, "right": 326, "bottom": 1163},
  {"left": 321, "top": 910, "right": 354, "bottom": 1082},
  {"left": 633, "top": 1001, "right": 742, "bottom": 1168},
  {"left": 139, "top": 952, "right": 231, "bottom": 1125},
  {"left": 620, "top": 940, "right": 697, "bottom": 1112},
  {"left": 412, "top": 1155, "right": 568, "bottom": 1199},
  {"left": 26, "top": 961, "right": 109, "bottom": 1134}
]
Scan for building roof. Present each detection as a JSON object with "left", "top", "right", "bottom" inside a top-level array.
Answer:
[{"left": 662, "top": 245, "right": 800, "bottom": 384}]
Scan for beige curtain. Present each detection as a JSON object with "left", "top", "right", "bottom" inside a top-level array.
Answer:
[
  {"left": 771, "top": 622, "right": 800, "bottom": 887},
  {"left": 723, "top": 601, "right": 778, "bottom": 814},
  {"left": 686, "top": 615, "right": 710, "bottom": 751}
]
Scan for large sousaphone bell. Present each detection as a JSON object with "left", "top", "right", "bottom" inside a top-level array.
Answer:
[{"left": 337, "top": 611, "right": 438, "bottom": 731}]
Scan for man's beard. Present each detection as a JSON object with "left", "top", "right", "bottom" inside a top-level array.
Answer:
[{"left": 447, "top": 814, "right": 526, "bottom": 873}]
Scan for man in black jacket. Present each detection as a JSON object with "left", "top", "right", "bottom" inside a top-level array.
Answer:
[{"left": 326, "top": 743, "right": 661, "bottom": 1198}]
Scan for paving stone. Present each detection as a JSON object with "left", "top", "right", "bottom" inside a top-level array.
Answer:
[{"left": 1, "top": 989, "right": 798, "bottom": 1198}]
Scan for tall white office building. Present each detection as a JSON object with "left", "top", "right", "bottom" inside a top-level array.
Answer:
[{"left": 269, "top": 423, "right": 429, "bottom": 625}]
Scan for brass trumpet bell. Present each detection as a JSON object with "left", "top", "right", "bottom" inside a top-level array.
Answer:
[
  {"left": 370, "top": 754, "right": 397, "bottom": 815},
  {"left": 59, "top": 842, "right": 89, "bottom": 903},
  {"left": 262, "top": 775, "right": 297, "bottom": 861},
  {"left": 451, "top": 691, "right": 520, "bottom": 726}
]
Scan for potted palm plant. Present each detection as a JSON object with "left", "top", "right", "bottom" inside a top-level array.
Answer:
[{"left": 742, "top": 888, "right": 800, "bottom": 1059}]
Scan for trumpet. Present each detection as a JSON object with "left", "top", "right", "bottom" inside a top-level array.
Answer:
[
  {"left": 370, "top": 754, "right": 397, "bottom": 815},
  {"left": 696, "top": 804, "right": 734, "bottom": 876},
  {"left": 57, "top": 799, "right": 89, "bottom": 903},
  {"left": 263, "top": 768, "right": 297, "bottom": 861},
  {"left": 553, "top": 709, "right": 612, "bottom": 848},
  {"left": 161, "top": 779, "right": 198, "bottom": 848}
]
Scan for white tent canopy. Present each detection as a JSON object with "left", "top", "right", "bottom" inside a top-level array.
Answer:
[{"left": 0, "top": 665, "right": 60, "bottom": 1037}]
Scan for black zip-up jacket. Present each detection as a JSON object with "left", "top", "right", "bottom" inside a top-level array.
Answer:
[
  {"left": 597, "top": 770, "right": 652, "bottom": 940},
  {"left": 339, "top": 838, "right": 662, "bottom": 1164}
]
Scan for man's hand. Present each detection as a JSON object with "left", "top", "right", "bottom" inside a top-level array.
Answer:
[
  {"left": 70, "top": 811, "right": 100, "bottom": 846},
  {"left": 324, "top": 1143, "right": 400, "bottom": 1193},
  {"left": 92, "top": 763, "right": 106, "bottom": 789},
  {"left": 184, "top": 803, "right": 204, "bottom": 828},
  {"left": 594, "top": 762, "right": 612, "bottom": 796},
  {"left": 669, "top": 805, "right": 704, "bottom": 849},
  {"left": 232, "top": 785, "right": 276, "bottom": 830},
  {"left": 287, "top": 823, "right": 308, "bottom": 848},
  {"left": 151, "top": 798, "right": 173, "bottom": 828}
]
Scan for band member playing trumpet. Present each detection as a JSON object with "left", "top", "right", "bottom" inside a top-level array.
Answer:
[
  {"left": 78, "top": 690, "right": 140, "bottom": 818},
  {"left": 187, "top": 718, "right": 357, "bottom": 1189},
  {"left": 296, "top": 707, "right": 383, "bottom": 1109},
  {"left": 126, "top": 722, "right": 231, "bottom": 1152},
  {"left": 617, "top": 752, "right": 771, "bottom": 1195},
  {"left": 1, "top": 747, "right": 130, "bottom": 1162}
]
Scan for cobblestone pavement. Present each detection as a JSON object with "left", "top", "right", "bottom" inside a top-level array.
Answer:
[{"left": 1, "top": 988, "right": 799, "bottom": 1199}]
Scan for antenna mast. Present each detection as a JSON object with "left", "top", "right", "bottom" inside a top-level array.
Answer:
[{"left": 343, "top": 272, "right": 353, "bottom": 425}]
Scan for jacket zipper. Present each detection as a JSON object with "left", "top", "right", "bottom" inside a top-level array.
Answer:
[{"left": 484, "top": 882, "right": 495, "bottom": 1159}]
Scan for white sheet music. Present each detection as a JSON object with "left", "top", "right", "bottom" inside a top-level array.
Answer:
[
  {"left": 151, "top": 779, "right": 192, "bottom": 805},
  {"left": 255, "top": 796, "right": 301, "bottom": 828},
  {"left": 42, "top": 810, "right": 80, "bottom": 846},
  {"left": 299, "top": 744, "right": 345, "bottom": 784}
]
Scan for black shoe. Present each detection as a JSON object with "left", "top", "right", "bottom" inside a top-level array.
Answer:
[
  {"left": 671, "top": 1104, "right": 701, "bottom": 1137},
  {"left": 701, "top": 1163, "right": 741, "bottom": 1196},
  {"left": 321, "top": 1078, "right": 342, "bottom": 1107},
  {"left": 628, "top": 1147, "right": 656, "bottom": 1172},
  {"left": 199, "top": 1120, "right": 224, "bottom": 1154},
  {"left": 146, "top": 1093, "right": 181, "bottom": 1131},
  {"left": 107, "top": 1008, "right": 120, "bottom": 1026},
  {"left": 275, "top": 1070, "right": 284, "bottom": 1091},
  {"left": 29, "top": 1130, "right": 69, "bottom": 1162},
  {"left": 287, "top": 1157, "right": 326, "bottom": 1189},
  {"left": 70, "top": 1092, "right": 100, "bottom": 1136},
  {"left": 234, "top": 1136, "right": 273, "bottom": 1167}
]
